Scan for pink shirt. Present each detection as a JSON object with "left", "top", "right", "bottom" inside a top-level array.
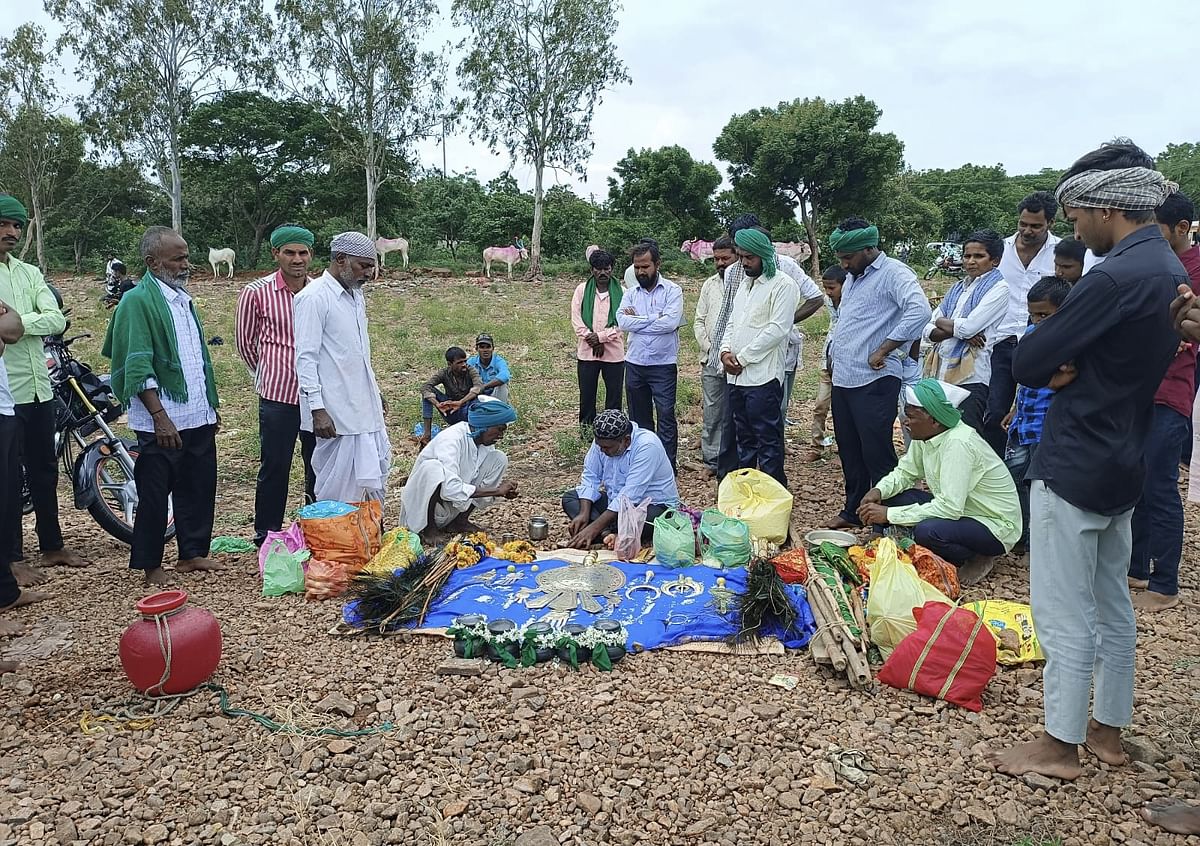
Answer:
[
  {"left": 571, "top": 281, "right": 625, "bottom": 362},
  {"left": 235, "top": 270, "right": 308, "bottom": 404}
]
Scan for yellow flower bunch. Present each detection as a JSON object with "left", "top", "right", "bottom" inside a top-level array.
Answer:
[
  {"left": 494, "top": 540, "right": 537, "bottom": 564},
  {"left": 445, "top": 541, "right": 482, "bottom": 569}
]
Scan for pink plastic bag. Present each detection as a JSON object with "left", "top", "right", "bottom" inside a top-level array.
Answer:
[
  {"left": 258, "top": 522, "right": 307, "bottom": 576},
  {"left": 614, "top": 495, "right": 650, "bottom": 561}
]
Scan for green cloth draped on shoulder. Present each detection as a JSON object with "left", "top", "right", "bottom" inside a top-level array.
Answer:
[
  {"left": 580, "top": 276, "right": 623, "bottom": 331},
  {"left": 102, "top": 271, "right": 220, "bottom": 410}
]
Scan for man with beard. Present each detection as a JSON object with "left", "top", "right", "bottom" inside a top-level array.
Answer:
[
  {"left": 0, "top": 195, "right": 87, "bottom": 583},
  {"left": 617, "top": 241, "right": 684, "bottom": 470},
  {"left": 294, "top": 232, "right": 390, "bottom": 503},
  {"left": 986, "top": 141, "right": 1183, "bottom": 782},
  {"left": 235, "top": 224, "right": 317, "bottom": 547},
  {"left": 718, "top": 228, "right": 800, "bottom": 486},
  {"left": 103, "top": 226, "right": 222, "bottom": 586},
  {"left": 692, "top": 236, "right": 738, "bottom": 474}
]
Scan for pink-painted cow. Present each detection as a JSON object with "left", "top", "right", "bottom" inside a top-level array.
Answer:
[
  {"left": 773, "top": 241, "right": 812, "bottom": 262},
  {"left": 375, "top": 236, "right": 410, "bottom": 269},
  {"left": 585, "top": 244, "right": 599, "bottom": 261},
  {"left": 680, "top": 238, "right": 714, "bottom": 262},
  {"left": 483, "top": 245, "right": 529, "bottom": 280}
]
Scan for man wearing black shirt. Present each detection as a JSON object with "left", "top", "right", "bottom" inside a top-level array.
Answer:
[{"left": 987, "top": 141, "right": 1186, "bottom": 782}]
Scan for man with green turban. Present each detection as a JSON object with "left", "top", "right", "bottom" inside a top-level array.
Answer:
[
  {"left": 717, "top": 227, "right": 801, "bottom": 485},
  {"left": 235, "top": 223, "right": 317, "bottom": 546},
  {"left": 825, "top": 216, "right": 931, "bottom": 530},
  {"left": 0, "top": 194, "right": 87, "bottom": 577},
  {"left": 857, "top": 378, "right": 1021, "bottom": 585}
]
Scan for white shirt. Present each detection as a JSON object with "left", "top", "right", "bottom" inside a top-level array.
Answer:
[
  {"left": 921, "top": 274, "right": 1010, "bottom": 387},
  {"left": 0, "top": 358, "right": 13, "bottom": 416},
  {"left": 621, "top": 265, "right": 638, "bottom": 291},
  {"left": 127, "top": 279, "right": 218, "bottom": 433},
  {"left": 294, "top": 271, "right": 384, "bottom": 436},
  {"left": 998, "top": 232, "right": 1060, "bottom": 338},
  {"left": 719, "top": 270, "right": 801, "bottom": 387},
  {"left": 408, "top": 421, "right": 494, "bottom": 507},
  {"left": 777, "top": 255, "right": 822, "bottom": 372}
]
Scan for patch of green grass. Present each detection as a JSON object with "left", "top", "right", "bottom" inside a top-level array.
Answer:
[{"left": 553, "top": 428, "right": 587, "bottom": 464}]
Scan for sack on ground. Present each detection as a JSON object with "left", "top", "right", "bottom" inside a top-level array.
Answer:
[
  {"left": 965, "top": 599, "right": 1045, "bottom": 665},
  {"left": 362, "top": 527, "right": 424, "bottom": 576},
  {"left": 614, "top": 495, "right": 650, "bottom": 561},
  {"left": 652, "top": 509, "right": 697, "bottom": 568},
  {"left": 298, "top": 500, "right": 383, "bottom": 574},
  {"left": 262, "top": 539, "right": 310, "bottom": 597},
  {"left": 866, "top": 537, "right": 953, "bottom": 658},
  {"left": 878, "top": 601, "right": 997, "bottom": 712},
  {"left": 716, "top": 469, "right": 793, "bottom": 543},
  {"left": 304, "top": 558, "right": 351, "bottom": 601},
  {"left": 699, "top": 508, "right": 751, "bottom": 568},
  {"left": 910, "top": 543, "right": 961, "bottom": 600},
  {"left": 258, "top": 521, "right": 307, "bottom": 576}
]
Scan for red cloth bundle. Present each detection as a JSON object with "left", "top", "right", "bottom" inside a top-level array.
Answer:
[{"left": 878, "top": 601, "right": 996, "bottom": 712}]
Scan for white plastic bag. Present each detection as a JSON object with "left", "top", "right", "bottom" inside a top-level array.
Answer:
[{"left": 614, "top": 495, "right": 650, "bottom": 560}]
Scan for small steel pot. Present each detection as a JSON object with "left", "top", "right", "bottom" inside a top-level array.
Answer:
[
  {"left": 528, "top": 516, "right": 549, "bottom": 541},
  {"left": 501, "top": 532, "right": 518, "bottom": 545}
]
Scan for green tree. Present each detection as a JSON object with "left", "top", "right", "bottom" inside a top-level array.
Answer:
[
  {"left": 453, "top": 0, "right": 630, "bottom": 277},
  {"left": 1157, "top": 143, "right": 1200, "bottom": 209},
  {"left": 409, "top": 172, "right": 485, "bottom": 259},
  {"left": 874, "top": 173, "right": 943, "bottom": 254},
  {"left": 46, "top": 0, "right": 274, "bottom": 235},
  {"left": 45, "top": 159, "right": 152, "bottom": 271},
  {"left": 607, "top": 145, "right": 721, "bottom": 246},
  {"left": 277, "top": 0, "right": 448, "bottom": 243},
  {"left": 713, "top": 95, "right": 903, "bottom": 274},
  {"left": 181, "top": 91, "right": 337, "bottom": 266},
  {"left": 465, "top": 181, "right": 534, "bottom": 257}
]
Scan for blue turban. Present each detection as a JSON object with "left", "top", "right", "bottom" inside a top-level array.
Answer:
[{"left": 468, "top": 398, "right": 517, "bottom": 437}]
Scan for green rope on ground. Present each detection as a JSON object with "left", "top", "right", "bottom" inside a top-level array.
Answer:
[{"left": 200, "top": 683, "right": 395, "bottom": 737}]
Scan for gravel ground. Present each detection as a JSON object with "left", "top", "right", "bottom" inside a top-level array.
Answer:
[{"left": 1, "top": 274, "right": 1197, "bottom": 846}]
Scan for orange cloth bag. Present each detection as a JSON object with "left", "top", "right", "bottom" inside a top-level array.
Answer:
[{"left": 298, "top": 501, "right": 383, "bottom": 574}]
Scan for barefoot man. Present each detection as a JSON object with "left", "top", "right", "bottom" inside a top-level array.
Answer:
[
  {"left": 103, "top": 226, "right": 223, "bottom": 586},
  {"left": 0, "top": 296, "right": 49, "bottom": 670},
  {"left": 986, "top": 142, "right": 1183, "bottom": 781}
]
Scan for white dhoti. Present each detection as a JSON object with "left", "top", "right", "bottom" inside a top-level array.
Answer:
[
  {"left": 398, "top": 422, "right": 508, "bottom": 533},
  {"left": 312, "top": 429, "right": 392, "bottom": 503}
]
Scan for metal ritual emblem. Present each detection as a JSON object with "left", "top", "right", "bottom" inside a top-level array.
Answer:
[
  {"left": 661, "top": 575, "right": 703, "bottom": 599},
  {"left": 524, "top": 562, "right": 626, "bottom": 613},
  {"left": 708, "top": 585, "right": 736, "bottom": 615}
]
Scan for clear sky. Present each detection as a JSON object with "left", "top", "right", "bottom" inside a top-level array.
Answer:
[{"left": 10, "top": 0, "right": 1200, "bottom": 202}]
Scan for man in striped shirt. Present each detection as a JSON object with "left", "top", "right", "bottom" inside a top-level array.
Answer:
[{"left": 236, "top": 225, "right": 317, "bottom": 546}]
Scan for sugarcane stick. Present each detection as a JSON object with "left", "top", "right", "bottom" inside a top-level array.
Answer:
[
  {"left": 811, "top": 578, "right": 871, "bottom": 687},
  {"left": 820, "top": 580, "right": 872, "bottom": 687},
  {"left": 807, "top": 587, "right": 846, "bottom": 671},
  {"left": 808, "top": 597, "right": 835, "bottom": 666},
  {"left": 849, "top": 585, "right": 869, "bottom": 650}
]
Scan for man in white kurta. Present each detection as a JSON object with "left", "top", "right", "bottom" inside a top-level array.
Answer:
[
  {"left": 294, "top": 232, "right": 391, "bottom": 503},
  {"left": 399, "top": 398, "right": 519, "bottom": 539}
]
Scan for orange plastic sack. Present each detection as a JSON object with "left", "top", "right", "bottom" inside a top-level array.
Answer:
[
  {"left": 299, "top": 501, "right": 383, "bottom": 574},
  {"left": 304, "top": 559, "right": 351, "bottom": 601},
  {"left": 910, "top": 544, "right": 961, "bottom": 600}
]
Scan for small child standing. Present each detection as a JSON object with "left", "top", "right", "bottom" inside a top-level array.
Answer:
[
  {"left": 808, "top": 266, "right": 845, "bottom": 461},
  {"left": 1003, "top": 275, "right": 1071, "bottom": 554}
]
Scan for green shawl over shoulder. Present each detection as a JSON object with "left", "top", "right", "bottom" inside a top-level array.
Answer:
[
  {"left": 102, "top": 271, "right": 219, "bottom": 410},
  {"left": 580, "top": 275, "right": 623, "bottom": 331}
]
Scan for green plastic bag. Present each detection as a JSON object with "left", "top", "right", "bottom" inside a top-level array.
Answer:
[
  {"left": 699, "top": 508, "right": 751, "bottom": 568},
  {"left": 652, "top": 509, "right": 697, "bottom": 568},
  {"left": 262, "top": 539, "right": 309, "bottom": 597}
]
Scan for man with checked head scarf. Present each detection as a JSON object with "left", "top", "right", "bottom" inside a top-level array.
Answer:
[
  {"left": 562, "top": 409, "right": 678, "bottom": 549},
  {"left": 987, "top": 140, "right": 1187, "bottom": 783},
  {"left": 294, "top": 232, "right": 391, "bottom": 503}
]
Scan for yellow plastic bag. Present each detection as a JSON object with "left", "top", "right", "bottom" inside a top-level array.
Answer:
[
  {"left": 866, "top": 537, "right": 953, "bottom": 658},
  {"left": 716, "top": 468, "right": 793, "bottom": 544},
  {"left": 965, "top": 600, "right": 1044, "bottom": 665},
  {"left": 361, "top": 527, "right": 423, "bottom": 577}
]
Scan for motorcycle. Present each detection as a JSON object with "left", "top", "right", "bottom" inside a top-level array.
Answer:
[
  {"left": 923, "top": 253, "right": 965, "bottom": 281},
  {"left": 22, "top": 309, "right": 174, "bottom": 545}
]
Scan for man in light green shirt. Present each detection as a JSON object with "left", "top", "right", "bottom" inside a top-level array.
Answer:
[
  {"left": 858, "top": 378, "right": 1021, "bottom": 585},
  {"left": 0, "top": 194, "right": 86, "bottom": 575}
]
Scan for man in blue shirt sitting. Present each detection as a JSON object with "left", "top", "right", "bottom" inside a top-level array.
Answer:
[
  {"left": 468, "top": 333, "right": 511, "bottom": 403},
  {"left": 561, "top": 409, "right": 679, "bottom": 548}
]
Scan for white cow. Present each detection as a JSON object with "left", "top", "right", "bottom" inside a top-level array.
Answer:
[
  {"left": 585, "top": 244, "right": 599, "bottom": 261},
  {"left": 483, "top": 245, "right": 529, "bottom": 280},
  {"left": 208, "top": 247, "right": 235, "bottom": 279},
  {"left": 376, "top": 236, "right": 409, "bottom": 269}
]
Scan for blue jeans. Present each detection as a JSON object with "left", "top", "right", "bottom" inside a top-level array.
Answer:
[
  {"left": 1129, "top": 404, "right": 1188, "bottom": 595},
  {"left": 625, "top": 363, "right": 678, "bottom": 470},
  {"left": 730, "top": 379, "right": 786, "bottom": 487},
  {"left": 1004, "top": 437, "right": 1038, "bottom": 549},
  {"left": 422, "top": 389, "right": 473, "bottom": 426},
  {"left": 881, "top": 489, "right": 1006, "bottom": 564}
]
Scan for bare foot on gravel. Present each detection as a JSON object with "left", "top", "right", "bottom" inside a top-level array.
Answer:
[
  {"left": 985, "top": 733, "right": 1081, "bottom": 781},
  {"left": 1132, "top": 590, "right": 1179, "bottom": 611},
  {"left": 825, "top": 516, "right": 859, "bottom": 530},
  {"left": 1127, "top": 577, "right": 1148, "bottom": 590},
  {"left": 11, "top": 562, "right": 48, "bottom": 587},
  {"left": 1084, "top": 719, "right": 1128, "bottom": 765},
  {"left": 176, "top": 557, "right": 222, "bottom": 573},
  {"left": 0, "top": 589, "right": 51, "bottom": 611},
  {"left": 0, "top": 619, "right": 23, "bottom": 637},
  {"left": 0, "top": 659, "right": 18, "bottom": 674},
  {"left": 144, "top": 568, "right": 173, "bottom": 586},
  {"left": 40, "top": 548, "right": 88, "bottom": 568},
  {"left": 1142, "top": 799, "right": 1200, "bottom": 835}
]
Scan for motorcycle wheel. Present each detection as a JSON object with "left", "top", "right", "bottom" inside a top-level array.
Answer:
[
  {"left": 923, "top": 267, "right": 937, "bottom": 281},
  {"left": 85, "top": 446, "right": 176, "bottom": 545}
]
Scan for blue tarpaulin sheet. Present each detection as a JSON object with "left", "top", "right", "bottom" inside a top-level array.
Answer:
[{"left": 342, "top": 557, "right": 815, "bottom": 651}]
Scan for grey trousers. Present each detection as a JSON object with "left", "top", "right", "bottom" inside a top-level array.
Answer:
[
  {"left": 700, "top": 368, "right": 727, "bottom": 470},
  {"left": 1030, "top": 481, "right": 1136, "bottom": 744}
]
